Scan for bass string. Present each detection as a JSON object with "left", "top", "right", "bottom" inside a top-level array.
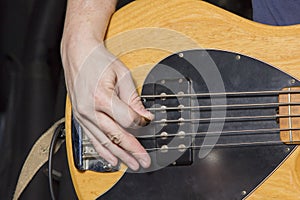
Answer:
[
  {"left": 82, "top": 140, "right": 295, "bottom": 158},
  {"left": 135, "top": 116, "right": 300, "bottom": 140},
  {"left": 143, "top": 141, "right": 288, "bottom": 152},
  {"left": 150, "top": 114, "right": 300, "bottom": 124},
  {"left": 82, "top": 141, "right": 289, "bottom": 158},
  {"left": 82, "top": 127, "right": 299, "bottom": 150},
  {"left": 142, "top": 90, "right": 300, "bottom": 123},
  {"left": 136, "top": 127, "right": 300, "bottom": 139},
  {"left": 140, "top": 89, "right": 300, "bottom": 98},
  {"left": 147, "top": 102, "right": 300, "bottom": 111},
  {"left": 82, "top": 140, "right": 292, "bottom": 158}
]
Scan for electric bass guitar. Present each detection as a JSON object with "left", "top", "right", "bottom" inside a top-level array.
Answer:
[{"left": 65, "top": 0, "right": 300, "bottom": 199}]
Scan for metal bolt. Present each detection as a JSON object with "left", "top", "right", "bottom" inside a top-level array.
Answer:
[{"left": 178, "top": 53, "right": 184, "bottom": 58}]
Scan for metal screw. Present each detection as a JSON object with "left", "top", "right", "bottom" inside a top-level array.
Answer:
[
  {"left": 104, "top": 163, "right": 113, "bottom": 172},
  {"left": 178, "top": 53, "right": 184, "bottom": 58},
  {"left": 235, "top": 55, "right": 241, "bottom": 60},
  {"left": 241, "top": 191, "right": 247, "bottom": 196},
  {"left": 289, "top": 79, "right": 296, "bottom": 84}
]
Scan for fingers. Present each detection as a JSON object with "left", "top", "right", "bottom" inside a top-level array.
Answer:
[
  {"left": 73, "top": 113, "right": 119, "bottom": 166},
  {"left": 117, "top": 72, "right": 154, "bottom": 121},
  {"left": 75, "top": 112, "right": 148, "bottom": 170},
  {"left": 94, "top": 111, "right": 151, "bottom": 169},
  {"left": 95, "top": 62, "right": 153, "bottom": 129},
  {"left": 114, "top": 65, "right": 154, "bottom": 120},
  {"left": 85, "top": 129, "right": 119, "bottom": 166},
  {"left": 95, "top": 91, "right": 149, "bottom": 128},
  {"left": 71, "top": 46, "right": 154, "bottom": 170}
]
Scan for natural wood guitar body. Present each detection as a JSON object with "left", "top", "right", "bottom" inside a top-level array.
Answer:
[{"left": 65, "top": 0, "right": 300, "bottom": 199}]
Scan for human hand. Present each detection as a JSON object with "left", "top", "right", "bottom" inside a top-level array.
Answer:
[{"left": 61, "top": 40, "right": 154, "bottom": 171}]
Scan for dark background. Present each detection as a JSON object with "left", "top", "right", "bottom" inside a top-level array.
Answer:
[{"left": 0, "top": 0, "right": 252, "bottom": 199}]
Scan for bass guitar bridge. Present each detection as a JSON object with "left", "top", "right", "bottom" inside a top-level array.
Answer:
[{"left": 72, "top": 118, "right": 120, "bottom": 172}]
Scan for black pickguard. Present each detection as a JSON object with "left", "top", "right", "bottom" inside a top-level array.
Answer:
[{"left": 93, "top": 50, "right": 298, "bottom": 200}]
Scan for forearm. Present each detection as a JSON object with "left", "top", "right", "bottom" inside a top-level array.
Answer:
[
  {"left": 61, "top": 0, "right": 117, "bottom": 86},
  {"left": 63, "top": 0, "right": 117, "bottom": 43}
]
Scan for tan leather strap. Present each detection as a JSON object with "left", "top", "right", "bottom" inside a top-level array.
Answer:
[{"left": 13, "top": 118, "right": 65, "bottom": 200}]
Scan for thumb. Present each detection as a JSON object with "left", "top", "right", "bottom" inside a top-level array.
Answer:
[{"left": 116, "top": 67, "right": 154, "bottom": 122}]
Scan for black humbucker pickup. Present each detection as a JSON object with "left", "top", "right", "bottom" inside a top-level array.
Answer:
[{"left": 154, "top": 78, "right": 194, "bottom": 166}]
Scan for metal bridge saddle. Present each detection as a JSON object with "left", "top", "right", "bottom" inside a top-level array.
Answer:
[
  {"left": 279, "top": 87, "right": 300, "bottom": 144},
  {"left": 72, "top": 118, "right": 120, "bottom": 172}
]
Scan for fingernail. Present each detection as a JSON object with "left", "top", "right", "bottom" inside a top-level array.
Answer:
[
  {"left": 108, "top": 159, "right": 118, "bottom": 167},
  {"left": 140, "top": 107, "right": 154, "bottom": 120},
  {"left": 139, "top": 158, "right": 151, "bottom": 168},
  {"left": 141, "top": 117, "right": 151, "bottom": 126},
  {"left": 128, "top": 162, "right": 139, "bottom": 171},
  {"left": 145, "top": 112, "right": 154, "bottom": 121},
  {"left": 142, "top": 112, "right": 154, "bottom": 125}
]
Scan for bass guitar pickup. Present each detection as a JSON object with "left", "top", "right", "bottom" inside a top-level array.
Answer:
[{"left": 149, "top": 77, "right": 195, "bottom": 166}]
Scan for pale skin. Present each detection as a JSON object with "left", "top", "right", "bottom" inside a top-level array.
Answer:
[{"left": 61, "top": 0, "right": 153, "bottom": 170}]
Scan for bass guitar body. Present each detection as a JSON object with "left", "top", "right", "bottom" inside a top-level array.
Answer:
[{"left": 65, "top": 0, "right": 300, "bottom": 199}]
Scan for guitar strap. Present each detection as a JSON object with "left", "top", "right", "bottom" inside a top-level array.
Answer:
[{"left": 13, "top": 118, "right": 65, "bottom": 200}]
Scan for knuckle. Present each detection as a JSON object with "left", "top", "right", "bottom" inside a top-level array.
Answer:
[
  {"left": 94, "top": 91, "right": 112, "bottom": 110},
  {"left": 122, "top": 116, "right": 137, "bottom": 128},
  {"left": 74, "top": 104, "right": 89, "bottom": 118},
  {"left": 108, "top": 132, "right": 124, "bottom": 145},
  {"left": 125, "top": 115, "right": 145, "bottom": 129},
  {"left": 101, "top": 139, "right": 112, "bottom": 148},
  {"left": 130, "top": 94, "right": 142, "bottom": 107}
]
